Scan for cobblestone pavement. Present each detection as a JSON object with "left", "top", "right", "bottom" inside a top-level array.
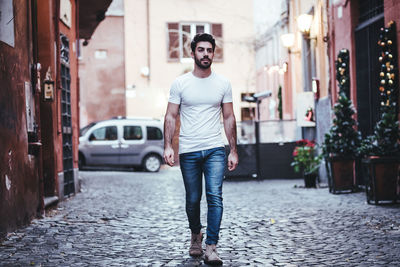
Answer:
[{"left": 1, "top": 167, "right": 400, "bottom": 266}]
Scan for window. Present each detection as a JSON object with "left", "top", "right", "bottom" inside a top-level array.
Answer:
[
  {"left": 147, "top": 126, "right": 163, "bottom": 140},
  {"left": 123, "top": 126, "right": 143, "bottom": 140},
  {"left": 0, "top": 0, "right": 15, "bottom": 47},
  {"left": 180, "top": 23, "right": 209, "bottom": 59},
  {"left": 89, "top": 126, "right": 117, "bottom": 141},
  {"left": 241, "top": 107, "right": 255, "bottom": 121},
  {"left": 167, "top": 22, "right": 223, "bottom": 62}
]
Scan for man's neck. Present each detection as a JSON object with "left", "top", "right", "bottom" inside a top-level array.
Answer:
[{"left": 192, "top": 67, "right": 212, "bottom": 78}]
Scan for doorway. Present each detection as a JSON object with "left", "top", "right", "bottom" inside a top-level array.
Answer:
[
  {"left": 354, "top": 0, "right": 384, "bottom": 137},
  {"left": 60, "top": 34, "right": 75, "bottom": 196}
]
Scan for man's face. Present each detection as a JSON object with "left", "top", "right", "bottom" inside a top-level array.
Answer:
[{"left": 192, "top": 41, "right": 214, "bottom": 69}]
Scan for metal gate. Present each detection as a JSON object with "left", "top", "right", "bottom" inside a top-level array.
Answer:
[
  {"left": 354, "top": 0, "right": 384, "bottom": 137},
  {"left": 60, "top": 34, "right": 75, "bottom": 196}
]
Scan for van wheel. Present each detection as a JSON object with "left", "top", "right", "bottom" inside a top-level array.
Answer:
[{"left": 143, "top": 154, "right": 161, "bottom": 172}]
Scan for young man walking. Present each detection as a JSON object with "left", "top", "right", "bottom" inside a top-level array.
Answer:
[{"left": 163, "top": 33, "right": 238, "bottom": 265}]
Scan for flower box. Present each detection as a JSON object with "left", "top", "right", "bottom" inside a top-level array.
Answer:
[
  {"left": 362, "top": 156, "right": 399, "bottom": 204},
  {"left": 326, "top": 156, "right": 356, "bottom": 193}
]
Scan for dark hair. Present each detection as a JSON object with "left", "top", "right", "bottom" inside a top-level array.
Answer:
[{"left": 190, "top": 33, "right": 216, "bottom": 52}]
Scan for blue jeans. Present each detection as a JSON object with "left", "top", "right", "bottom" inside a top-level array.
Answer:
[{"left": 179, "top": 147, "right": 226, "bottom": 245}]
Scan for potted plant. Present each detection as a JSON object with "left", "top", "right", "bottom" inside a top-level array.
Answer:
[
  {"left": 291, "top": 139, "right": 322, "bottom": 188},
  {"left": 359, "top": 111, "right": 400, "bottom": 204},
  {"left": 358, "top": 21, "right": 400, "bottom": 204},
  {"left": 323, "top": 49, "right": 361, "bottom": 193}
]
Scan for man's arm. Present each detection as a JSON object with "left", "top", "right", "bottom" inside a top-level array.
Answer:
[
  {"left": 163, "top": 102, "right": 180, "bottom": 166},
  {"left": 222, "top": 102, "right": 238, "bottom": 171}
]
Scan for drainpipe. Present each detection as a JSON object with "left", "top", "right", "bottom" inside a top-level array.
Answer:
[
  {"left": 76, "top": 0, "right": 80, "bottom": 129},
  {"left": 31, "top": 0, "right": 45, "bottom": 215},
  {"left": 146, "top": 0, "right": 150, "bottom": 82},
  {"left": 55, "top": 0, "right": 61, "bottom": 135}
]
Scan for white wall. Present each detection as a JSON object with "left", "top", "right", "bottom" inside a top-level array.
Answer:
[{"left": 124, "top": 0, "right": 256, "bottom": 120}]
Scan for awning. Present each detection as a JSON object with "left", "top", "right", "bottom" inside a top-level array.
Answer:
[{"left": 79, "top": 0, "right": 113, "bottom": 40}]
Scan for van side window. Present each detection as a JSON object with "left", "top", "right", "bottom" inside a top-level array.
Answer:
[
  {"left": 147, "top": 126, "right": 163, "bottom": 140},
  {"left": 124, "top": 126, "right": 143, "bottom": 140},
  {"left": 89, "top": 126, "right": 117, "bottom": 141}
]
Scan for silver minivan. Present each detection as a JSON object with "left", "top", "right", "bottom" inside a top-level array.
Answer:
[{"left": 79, "top": 117, "right": 164, "bottom": 172}]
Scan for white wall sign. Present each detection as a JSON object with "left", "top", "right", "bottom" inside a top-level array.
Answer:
[
  {"left": 60, "top": 0, "right": 72, "bottom": 28},
  {"left": 296, "top": 92, "right": 316, "bottom": 127},
  {"left": 25, "top": 82, "right": 35, "bottom": 132},
  {"left": 95, "top": 50, "right": 108, "bottom": 59},
  {"left": 0, "top": 0, "right": 15, "bottom": 47},
  {"left": 338, "top": 6, "right": 343, "bottom": 19}
]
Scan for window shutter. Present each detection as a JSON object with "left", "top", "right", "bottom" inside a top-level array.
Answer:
[
  {"left": 167, "top": 23, "right": 179, "bottom": 61},
  {"left": 211, "top": 23, "right": 223, "bottom": 61}
]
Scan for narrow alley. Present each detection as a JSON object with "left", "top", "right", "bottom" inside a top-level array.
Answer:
[{"left": 1, "top": 169, "right": 399, "bottom": 266}]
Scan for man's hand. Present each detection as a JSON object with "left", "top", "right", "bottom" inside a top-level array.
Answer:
[
  {"left": 227, "top": 151, "right": 238, "bottom": 171},
  {"left": 222, "top": 102, "right": 238, "bottom": 171},
  {"left": 163, "top": 102, "right": 179, "bottom": 167},
  {"left": 164, "top": 146, "right": 175, "bottom": 167}
]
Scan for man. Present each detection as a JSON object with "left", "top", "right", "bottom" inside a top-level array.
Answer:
[{"left": 163, "top": 33, "right": 238, "bottom": 265}]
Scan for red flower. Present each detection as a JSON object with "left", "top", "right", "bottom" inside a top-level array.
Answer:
[
  {"left": 296, "top": 139, "right": 316, "bottom": 147},
  {"left": 296, "top": 139, "right": 308, "bottom": 146},
  {"left": 305, "top": 140, "right": 315, "bottom": 147}
]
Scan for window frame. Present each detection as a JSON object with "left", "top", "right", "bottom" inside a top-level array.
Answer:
[
  {"left": 167, "top": 22, "right": 223, "bottom": 63},
  {"left": 123, "top": 125, "right": 143, "bottom": 141},
  {"left": 89, "top": 126, "right": 118, "bottom": 141},
  {"left": 146, "top": 126, "right": 163, "bottom": 141},
  {"left": 179, "top": 22, "right": 211, "bottom": 63}
]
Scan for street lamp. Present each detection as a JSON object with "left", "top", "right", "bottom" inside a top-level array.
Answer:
[{"left": 243, "top": 90, "right": 272, "bottom": 179}]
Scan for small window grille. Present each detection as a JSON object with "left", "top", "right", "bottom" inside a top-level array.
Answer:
[{"left": 358, "top": 0, "right": 383, "bottom": 24}]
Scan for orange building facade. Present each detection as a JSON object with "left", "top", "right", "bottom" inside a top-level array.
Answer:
[
  {"left": 0, "top": 0, "right": 112, "bottom": 238},
  {"left": 328, "top": 0, "right": 400, "bottom": 137}
]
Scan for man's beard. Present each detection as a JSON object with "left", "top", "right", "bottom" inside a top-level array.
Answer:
[{"left": 194, "top": 56, "right": 212, "bottom": 69}]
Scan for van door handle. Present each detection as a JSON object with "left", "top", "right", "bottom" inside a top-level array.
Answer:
[
  {"left": 111, "top": 144, "right": 119, "bottom": 149},
  {"left": 120, "top": 144, "right": 129, "bottom": 149}
]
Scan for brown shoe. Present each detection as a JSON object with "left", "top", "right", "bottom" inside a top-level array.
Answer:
[
  {"left": 204, "top": 244, "right": 223, "bottom": 265},
  {"left": 189, "top": 232, "right": 203, "bottom": 256}
]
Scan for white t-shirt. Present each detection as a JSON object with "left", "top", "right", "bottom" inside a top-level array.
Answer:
[{"left": 168, "top": 72, "right": 233, "bottom": 154}]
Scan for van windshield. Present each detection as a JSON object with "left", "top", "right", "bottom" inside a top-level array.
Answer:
[{"left": 80, "top": 122, "right": 97, "bottom": 136}]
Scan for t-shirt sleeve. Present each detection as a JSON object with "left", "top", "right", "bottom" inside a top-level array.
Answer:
[
  {"left": 168, "top": 79, "right": 181, "bottom": 104},
  {"left": 222, "top": 81, "right": 233, "bottom": 103}
]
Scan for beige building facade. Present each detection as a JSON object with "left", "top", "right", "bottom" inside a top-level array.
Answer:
[
  {"left": 79, "top": 0, "right": 126, "bottom": 127},
  {"left": 253, "top": 0, "right": 330, "bottom": 142},
  {"left": 124, "top": 0, "right": 256, "bottom": 121}
]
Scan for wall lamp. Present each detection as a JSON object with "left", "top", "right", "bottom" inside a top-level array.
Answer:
[
  {"left": 297, "top": 14, "right": 313, "bottom": 35},
  {"left": 281, "top": 33, "right": 295, "bottom": 48},
  {"left": 280, "top": 33, "right": 300, "bottom": 54},
  {"left": 297, "top": 14, "right": 318, "bottom": 41}
]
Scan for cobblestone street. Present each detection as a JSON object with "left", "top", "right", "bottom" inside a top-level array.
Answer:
[{"left": 1, "top": 168, "right": 399, "bottom": 266}]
